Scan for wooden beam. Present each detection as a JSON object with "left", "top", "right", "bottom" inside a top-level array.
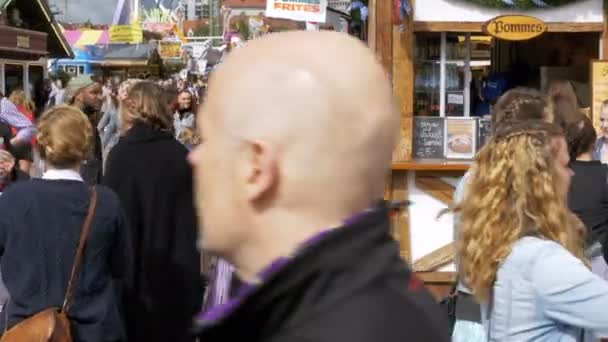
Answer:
[
  {"left": 384, "top": 172, "right": 392, "bottom": 201},
  {"left": 603, "top": 11, "right": 608, "bottom": 59},
  {"left": 414, "top": 21, "right": 603, "bottom": 33},
  {"left": 416, "top": 271, "right": 457, "bottom": 283},
  {"left": 368, "top": 0, "right": 376, "bottom": 52},
  {"left": 419, "top": 170, "right": 468, "bottom": 178},
  {"left": 414, "top": 21, "right": 482, "bottom": 33},
  {"left": 375, "top": 0, "right": 392, "bottom": 75},
  {"left": 413, "top": 242, "right": 455, "bottom": 272},
  {"left": 391, "top": 171, "right": 411, "bottom": 263},
  {"left": 393, "top": 160, "right": 471, "bottom": 171},
  {"left": 392, "top": 11, "right": 414, "bottom": 162},
  {"left": 414, "top": 174, "right": 455, "bottom": 207}
]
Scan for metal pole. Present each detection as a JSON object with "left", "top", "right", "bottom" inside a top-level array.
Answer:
[{"left": 209, "top": 0, "right": 214, "bottom": 36}]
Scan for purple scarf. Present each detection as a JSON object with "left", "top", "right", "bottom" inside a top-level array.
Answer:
[{"left": 194, "top": 208, "right": 378, "bottom": 329}]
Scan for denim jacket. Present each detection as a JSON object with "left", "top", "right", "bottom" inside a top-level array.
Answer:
[{"left": 482, "top": 237, "right": 608, "bottom": 341}]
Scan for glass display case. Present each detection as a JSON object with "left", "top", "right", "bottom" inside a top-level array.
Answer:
[{"left": 414, "top": 32, "right": 483, "bottom": 117}]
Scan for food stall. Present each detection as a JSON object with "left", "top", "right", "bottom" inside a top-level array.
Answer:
[
  {"left": 368, "top": 0, "right": 605, "bottom": 298},
  {"left": 0, "top": 0, "right": 72, "bottom": 100}
]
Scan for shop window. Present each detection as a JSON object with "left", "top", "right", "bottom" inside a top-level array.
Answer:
[
  {"left": 65, "top": 66, "right": 77, "bottom": 77},
  {"left": 414, "top": 32, "right": 491, "bottom": 117},
  {"left": 78, "top": 66, "right": 85, "bottom": 76},
  {"left": 4, "top": 64, "right": 23, "bottom": 97}
]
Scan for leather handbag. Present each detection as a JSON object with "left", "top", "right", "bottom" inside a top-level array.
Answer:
[{"left": 0, "top": 188, "right": 98, "bottom": 342}]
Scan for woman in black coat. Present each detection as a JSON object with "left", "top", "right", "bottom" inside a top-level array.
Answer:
[
  {"left": 565, "top": 114, "right": 608, "bottom": 279},
  {"left": 0, "top": 105, "right": 129, "bottom": 341},
  {"left": 103, "top": 81, "right": 203, "bottom": 342}
]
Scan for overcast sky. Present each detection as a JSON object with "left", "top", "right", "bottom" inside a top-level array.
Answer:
[
  {"left": 48, "top": 0, "right": 120, "bottom": 24},
  {"left": 47, "top": 0, "right": 179, "bottom": 24}
]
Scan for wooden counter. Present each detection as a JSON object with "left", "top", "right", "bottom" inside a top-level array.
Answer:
[
  {"left": 415, "top": 272, "right": 456, "bottom": 300},
  {"left": 392, "top": 159, "right": 471, "bottom": 171}
]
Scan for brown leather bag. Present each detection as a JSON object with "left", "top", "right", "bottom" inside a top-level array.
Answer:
[{"left": 0, "top": 188, "right": 98, "bottom": 342}]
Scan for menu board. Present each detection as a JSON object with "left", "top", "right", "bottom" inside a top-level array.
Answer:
[
  {"left": 477, "top": 118, "right": 492, "bottom": 150},
  {"left": 412, "top": 117, "right": 445, "bottom": 159},
  {"left": 445, "top": 118, "right": 477, "bottom": 159},
  {"left": 591, "top": 60, "right": 608, "bottom": 134}
]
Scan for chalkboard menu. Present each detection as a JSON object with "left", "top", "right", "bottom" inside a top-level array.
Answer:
[
  {"left": 478, "top": 118, "right": 492, "bottom": 150},
  {"left": 413, "top": 117, "right": 445, "bottom": 159}
]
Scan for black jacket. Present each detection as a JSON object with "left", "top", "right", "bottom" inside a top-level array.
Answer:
[
  {"left": 568, "top": 160, "right": 608, "bottom": 248},
  {"left": 197, "top": 206, "right": 450, "bottom": 342},
  {"left": 0, "top": 180, "right": 129, "bottom": 341},
  {"left": 103, "top": 121, "right": 202, "bottom": 342}
]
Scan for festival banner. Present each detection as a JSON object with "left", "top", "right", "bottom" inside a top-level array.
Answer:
[
  {"left": 591, "top": 60, "right": 608, "bottom": 133},
  {"left": 266, "top": 0, "right": 328, "bottom": 23},
  {"left": 142, "top": 22, "right": 175, "bottom": 33},
  {"left": 109, "top": 24, "right": 143, "bottom": 43},
  {"left": 158, "top": 40, "right": 182, "bottom": 58}
]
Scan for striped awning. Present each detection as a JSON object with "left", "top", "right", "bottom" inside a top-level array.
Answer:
[{"left": 62, "top": 29, "right": 109, "bottom": 48}]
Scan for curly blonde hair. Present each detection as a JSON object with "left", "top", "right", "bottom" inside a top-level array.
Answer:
[
  {"left": 36, "top": 105, "right": 92, "bottom": 168},
  {"left": 457, "top": 120, "right": 584, "bottom": 302}
]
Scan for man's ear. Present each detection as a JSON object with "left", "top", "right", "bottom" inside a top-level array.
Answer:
[{"left": 244, "top": 141, "right": 279, "bottom": 202}]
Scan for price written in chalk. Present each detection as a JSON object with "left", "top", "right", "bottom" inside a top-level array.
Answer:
[{"left": 413, "top": 117, "right": 445, "bottom": 159}]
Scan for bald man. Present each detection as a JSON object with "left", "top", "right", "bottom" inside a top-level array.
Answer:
[{"left": 189, "top": 31, "right": 449, "bottom": 342}]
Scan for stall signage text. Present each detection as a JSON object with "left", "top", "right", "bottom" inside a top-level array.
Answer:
[
  {"left": 266, "top": 0, "right": 327, "bottom": 23},
  {"left": 109, "top": 24, "right": 143, "bottom": 43},
  {"left": 158, "top": 41, "right": 182, "bottom": 58},
  {"left": 16, "top": 35, "right": 29, "bottom": 48},
  {"left": 483, "top": 15, "right": 546, "bottom": 41}
]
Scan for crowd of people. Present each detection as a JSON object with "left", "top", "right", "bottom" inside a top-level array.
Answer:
[{"left": 0, "top": 30, "right": 605, "bottom": 342}]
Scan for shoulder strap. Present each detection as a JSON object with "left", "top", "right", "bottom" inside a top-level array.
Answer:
[{"left": 61, "top": 187, "right": 97, "bottom": 313}]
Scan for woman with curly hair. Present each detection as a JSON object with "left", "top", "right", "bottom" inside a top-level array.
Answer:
[
  {"left": 452, "top": 87, "right": 555, "bottom": 341},
  {"left": 458, "top": 120, "right": 608, "bottom": 341}
]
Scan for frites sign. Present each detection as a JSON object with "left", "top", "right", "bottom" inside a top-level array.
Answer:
[{"left": 266, "top": 0, "right": 328, "bottom": 23}]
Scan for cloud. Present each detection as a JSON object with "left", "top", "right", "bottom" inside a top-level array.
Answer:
[{"left": 48, "top": 0, "right": 119, "bottom": 24}]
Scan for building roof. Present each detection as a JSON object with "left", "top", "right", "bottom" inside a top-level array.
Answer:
[
  {"left": 223, "top": 0, "right": 266, "bottom": 9},
  {"left": 1, "top": 0, "right": 74, "bottom": 58},
  {"left": 87, "top": 43, "right": 157, "bottom": 61}
]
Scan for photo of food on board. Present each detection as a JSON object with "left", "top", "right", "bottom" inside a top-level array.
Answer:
[{"left": 445, "top": 118, "right": 476, "bottom": 159}]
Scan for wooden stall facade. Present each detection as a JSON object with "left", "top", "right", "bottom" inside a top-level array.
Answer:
[
  {"left": 0, "top": 0, "right": 72, "bottom": 98},
  {"left": 369, "top": 0, "right": 606, "bottom": 300}
]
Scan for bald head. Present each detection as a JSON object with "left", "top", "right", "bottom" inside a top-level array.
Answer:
[
  {"left": 190, "top": 31, "right": 398, "bottom": 261},
  {"left": 206, "top": 31, "right": 396, "bottom": 204}
]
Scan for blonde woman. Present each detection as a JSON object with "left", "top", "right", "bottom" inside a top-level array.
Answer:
[
  {"left": 0, "top": 105, "right": 129, "bottom": 340},
  {"left": 103, "top": 81, "right": 202, "bottom": 342},
  {"left": 98, "top": 79, "right": 139, "bottom": 169},
  {"left": 458, "top": 120, "right": 608, "bottom": 341}
]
